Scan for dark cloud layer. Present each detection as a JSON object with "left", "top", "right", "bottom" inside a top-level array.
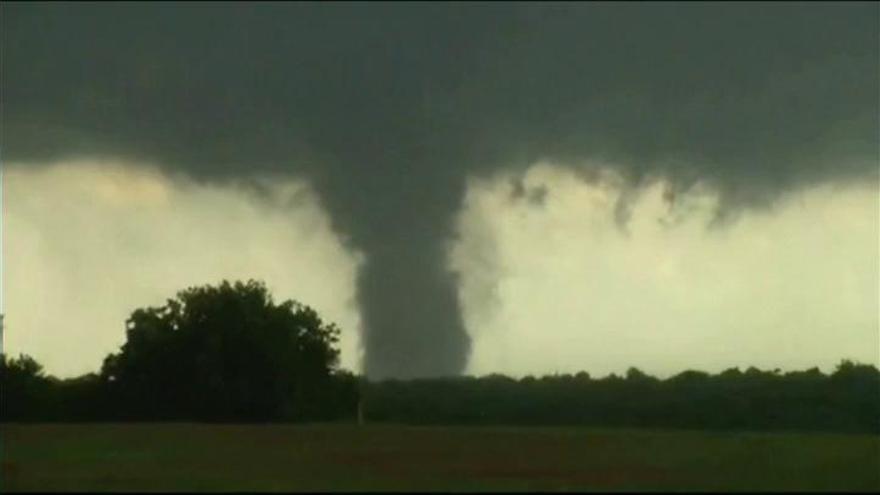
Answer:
[{"left": 3, "top": 2, "right": 877, "bottom": 378}]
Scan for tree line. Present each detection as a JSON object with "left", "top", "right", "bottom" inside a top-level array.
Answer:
[
  {"left": 2, "top": 280, "right": 878, "bottom": 433},
  {"left": 363, "top": 363, "right": 879, "bottom": 433}
]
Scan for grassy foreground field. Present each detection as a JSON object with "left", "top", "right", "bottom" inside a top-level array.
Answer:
[{"left": 1, "top": 424, "right": 878, "bottom": 492}]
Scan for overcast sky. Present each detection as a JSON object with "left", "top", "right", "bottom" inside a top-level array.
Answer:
[{"left": 2, "top": 3, "right": 878, "bottom": 378}]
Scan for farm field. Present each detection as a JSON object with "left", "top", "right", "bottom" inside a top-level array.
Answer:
[{"left": 1, "top": 423, "right": 878, "bottom": 492}]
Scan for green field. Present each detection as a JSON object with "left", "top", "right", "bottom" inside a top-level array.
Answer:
[{"left": 1, "top": 424, "right": 878, "bottom": 492}]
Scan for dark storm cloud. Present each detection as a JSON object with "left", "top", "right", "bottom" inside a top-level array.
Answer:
[{"left": 3, "top": 2, "right": 877, "bottom": 378}]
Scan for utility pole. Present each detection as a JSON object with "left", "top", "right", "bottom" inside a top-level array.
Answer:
[
  {"left": 1, "top": 153, "right": 5, "bottom": 356},
  {"left": 357, "top": 375, "right": 365, "bottom": 426}
]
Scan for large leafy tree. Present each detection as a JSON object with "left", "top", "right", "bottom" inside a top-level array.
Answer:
[{"left": 101, "top": 280, "right": 352, "bottom": 421}]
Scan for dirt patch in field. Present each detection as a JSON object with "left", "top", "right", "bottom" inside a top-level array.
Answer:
[
  {"left": 450, "top": 460, "right": 671, "bottom": 488},
  {"left": 2, "top": 460, "right": 21, "bottom": 486},
  {"left": 326, "top": 449, "right": 670, "bottom": 489}
]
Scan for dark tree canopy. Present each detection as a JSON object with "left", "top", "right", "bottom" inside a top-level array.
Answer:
[
  {"left": 100, "top": 280, "right": 355, "bottom": 421},
  {"left": 0, "top": 354, "right": 53, "bottom": 421}
]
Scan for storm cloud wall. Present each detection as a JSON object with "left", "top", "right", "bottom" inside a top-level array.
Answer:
[{"left": 3, "top": 3, "right": 877, "bottom": 378}]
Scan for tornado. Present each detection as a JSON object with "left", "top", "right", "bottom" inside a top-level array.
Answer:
[{"left": 309, "top": 137, "right": 473, "bottom": 378}]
